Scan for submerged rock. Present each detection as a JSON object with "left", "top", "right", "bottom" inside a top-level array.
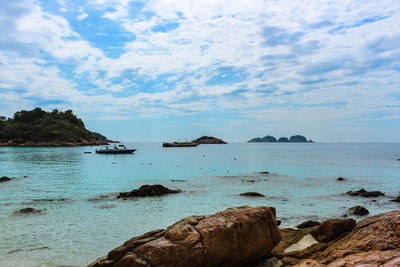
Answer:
[
  {"left": 346, "top": 188, "right": 385, "bottom": 197},
  {"left": 336, "top": 177, "right": 346, "bottom": 181},
  {"left": 15, "top": 207, "right": 42, "bottom": 214},
  {"left": 391, "top": 194, "right": 400, "bottom": 203},
  {"left": 347, "top": 205, "right": 369, "bottom": 216},
  {"left": 0, "top": 176, "right": 12, "bottom": 182},
  {"left": 311, "top": 218, "right": 356, "bottom": 243},
  {"left": 297, "top": 220, "right": 321, "bottom": 229},
  {"left": 117, "top": 184, "right": 181, "bottom": 198},
  {"left": 240, "top": 192, "right": 265, "bottom": 197},
  {"left": 88, "top": 206, "right": 281, "bottom": 267}
]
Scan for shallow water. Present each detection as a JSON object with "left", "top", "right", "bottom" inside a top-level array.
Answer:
[{"left": 0, "top": 143, "right": 399, "bottom": 266}]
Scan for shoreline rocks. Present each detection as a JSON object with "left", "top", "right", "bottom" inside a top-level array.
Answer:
[
  {"left": 297, "top": 220, "right": 320, "bottom": 229},
  {"left": 311, "top": 218, "right": 356, "bottom": 243},
  {"left": 117, "top": 185, "right": 181, "bottom": 198},
  {"left": 88, "top": 206, "right": 280, "bottom": 267}
]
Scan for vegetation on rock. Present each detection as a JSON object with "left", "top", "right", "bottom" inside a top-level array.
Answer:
[
  {"left": 248, "top": 134, "right": 313, "bottom": 143},
  {"left": 0, "top": 107, "right": 108, "bottom": 146}
]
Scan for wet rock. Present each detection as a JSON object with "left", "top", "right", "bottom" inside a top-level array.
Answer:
[
  {"left": 240, "top": 192, "right": 265, "bottom": 197},
  {"left": 88, "top": 206, "right": 280, "bottom": 267},
  {"left": 347, "top": 205, "right": 369, "bottom": 216},
  {"left": 117, "top": 184, "right": 181, "bottom": 198},
  {"left": 171, "top": 179, "right": 187, "bottom": 182},
  {"left": 336, "top": 177, "right": 345, "bottom": 181},
  {"left": 391, "top": 194, "right": 400, "bottom": 203},
  {"left": 15, "top": 207, "right": 42, "bottom": 214},
  {"left": 260, "top": 171, "right": 270, "bottom": 174},
  {"left": 0, "top": 176, "right": 12, "bottom": 182},
  {"left": 297, "top": 220, "right": 321, "bottom": 229},
  {"left": 311, "top": 218, "right": 356, "bottom": 243},
  {"left": 346, "top": 188, "right": 385, "bottom": 197}
]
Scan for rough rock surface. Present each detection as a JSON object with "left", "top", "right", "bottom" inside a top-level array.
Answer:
[
  {"left": 347, "top": 205, "right": 369, "bottom": 216},
  {"left": 88, "top": 206, "right": 281, "bottom": 267},
  {"left": 297, "top": 220, "right": 320, "bottom": 229},
  {"left": 346, "top": 188, "right": 385, "bottom": 197},
  {"left": 240, "top": 192, "right": 265, "bottom": 197},
  {"left": 311, "top": 219, "right": 356, "bottom": 243},
  {"left": 117, "top": 184, "right": 181, "bottom": 198}
]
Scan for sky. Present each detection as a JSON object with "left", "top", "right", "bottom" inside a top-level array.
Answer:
[{"left": 0, "top": 0, "right": 400, "bottom": 142}]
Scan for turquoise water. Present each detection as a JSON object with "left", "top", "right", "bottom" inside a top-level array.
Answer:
[{"left": 0, "top": 143, "right": 399, "bottom": 266}]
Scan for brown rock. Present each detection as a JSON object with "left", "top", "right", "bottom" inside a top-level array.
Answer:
[
  {"left": 347, "top": 205, "right": 369, "bottom": 216},
  {"left": 307, "top": 210, "right": 400, "bottom": 264},
  {"left": 311, "top": 218, "right": 356, "bottom": 243},
  {"left": 297, "top": 220, "right": 321, "bottom": 229},
  {"left": 294, "top": 259, "right": 325, "bottom": 267},
  {"left": 327, "top": 250, "right": 400, "bottom": 266},
  {"left": 117, "top": 185, "right": 181, "bottom": 198},
  {"left": 88, "top": 206, "right": 281, "bottom": 267},
  {"left": 270, "top": 228, "right": 315, "bottom": 258}
]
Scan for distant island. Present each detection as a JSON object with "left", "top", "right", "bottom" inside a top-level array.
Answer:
[
  {"left": 0, "top": 108, "right": 112, "bottom": 147},
  {"left": 248, "top": 134, "right": 314, "bottom": 143},
  {"left": 192, "top": 136, "right": 227, "bottom": 144}
]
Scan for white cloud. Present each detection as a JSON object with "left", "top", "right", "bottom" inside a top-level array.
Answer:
[{"left": 77, "top": 12, "right": 88, "bottom": 20}]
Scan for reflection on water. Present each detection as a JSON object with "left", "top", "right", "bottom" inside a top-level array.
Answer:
[{"left": 0, "top": 143, "right": 400, "bottom": 266}]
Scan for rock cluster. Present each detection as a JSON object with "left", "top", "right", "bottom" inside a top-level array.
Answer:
[
  {"left": 346, "top": 188, "right": 385, "bottom": 197},
  {"left": 88, "top": 206, "right": 280, "bottom": 267},
  {"left": 117, "top": 184, "right": 181, "bottom": 198}
]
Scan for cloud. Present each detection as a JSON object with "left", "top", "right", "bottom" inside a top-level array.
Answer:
[{"left": 1, "top": 0, "right": 400, "bottom": 141}]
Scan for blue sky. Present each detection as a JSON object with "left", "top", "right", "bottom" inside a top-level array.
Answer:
[{"left": 1, "top": 0, "right": 400, "bottom": 142}]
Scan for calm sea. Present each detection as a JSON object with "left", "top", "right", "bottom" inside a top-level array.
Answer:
[{"left": 1, "top": 143, "right": 399, "bottom": 266}]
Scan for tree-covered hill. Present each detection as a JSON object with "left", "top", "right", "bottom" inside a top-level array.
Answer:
[{"left": 0, "top": 108, "right": 109, "bottom": 146}]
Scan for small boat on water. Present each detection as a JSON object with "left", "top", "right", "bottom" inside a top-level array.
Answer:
[
  {"left": 96, "top": 145, "right": 136, "bottom": 154},
  {"left": 163, "top": 142, "right": 199, "bottom": 147}
]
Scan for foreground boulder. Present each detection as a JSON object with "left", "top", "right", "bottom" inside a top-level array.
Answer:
[
  {"left": 117, "top": 185, "right": 181, "bottom": 198},
  {"left": 88, "top": 206, "right": 281, "bottom": 267}
]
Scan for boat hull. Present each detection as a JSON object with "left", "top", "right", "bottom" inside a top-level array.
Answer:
[
  {"left": 95, "top": 149, "right": 136, "bottom": 154},
  {"left": 163, "top": 142, "right": 198, "bottom": 147}
]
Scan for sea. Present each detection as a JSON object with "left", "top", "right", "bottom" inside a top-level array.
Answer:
[{"left": 0, "top": 142, "right": 399, "bottom": 266}]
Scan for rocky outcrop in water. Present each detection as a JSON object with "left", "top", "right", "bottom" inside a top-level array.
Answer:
[
  {"left": 346, "top": 188, "right": 385, "bottom": 197},
  {"left": 117, "top": 184, "right": 181, "bottom": 198},
  {"left": 88, "top": 206, "right": 281, "bottom": 267},
  {"left": 240, "top": 192, "right": 265, "bottom": 197},
  {"left": 191, "top": 136, "right": 227, "bottom": 144},
  {"left": 15, "top": 207, "right": 42, "bottom": 214},
  {"left": 248, "top": 134, "right": 313, "bottom": 143},
  {"left": 347, "top": 205, "right": 369, "bottom": 216},
  {"left": 0, "top": 176, "right": 12, "bottom": 182}
]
